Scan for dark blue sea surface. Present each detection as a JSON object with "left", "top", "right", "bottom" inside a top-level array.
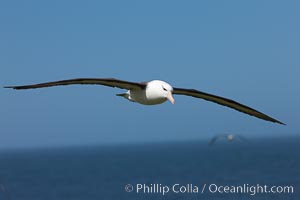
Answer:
[{"left": 0, "top": 137, "right": 299, "bottom": 200}]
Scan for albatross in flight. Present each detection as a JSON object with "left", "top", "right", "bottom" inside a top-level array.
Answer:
[
  {"left": 208, "top": 133, "right": 248, "bottom": 146},
  {"left": 4, "top": 78, "right": 284, "bottom": 125}
]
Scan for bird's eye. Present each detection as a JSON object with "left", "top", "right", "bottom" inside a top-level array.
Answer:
[{"left": 162, "top": 86, "right": 167, "bottom": 91}]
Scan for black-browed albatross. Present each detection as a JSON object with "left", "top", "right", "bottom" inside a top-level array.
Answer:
[
  {"left": 4, "top": 78, "right": 285, "bottom": 125},
  {"left": 209, "top": 133, "right": 248, "bottom": 146}
]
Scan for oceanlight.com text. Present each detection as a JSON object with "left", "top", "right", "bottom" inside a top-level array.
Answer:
[
  {"left": 124, "top": 183, "right": 294, "bottom": 196},
  {"left": 207, "top": 183, "right": 294, "bottom": 195}
]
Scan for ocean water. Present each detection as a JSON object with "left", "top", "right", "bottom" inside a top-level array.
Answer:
[{"left": 0, "top": 137, "right": 299, "bottom": 200}]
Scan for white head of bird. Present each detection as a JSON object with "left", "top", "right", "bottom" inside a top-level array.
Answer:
[
  {"left": 144, "top": 80, "right": 175, "bottom": 105},
  {"left": 227, "top": 134, "right": 234, "bottom": 141}
]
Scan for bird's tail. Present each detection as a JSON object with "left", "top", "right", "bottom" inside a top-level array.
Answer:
[{"left": 116, "top": 93, "right": 129, "bottom": 99}]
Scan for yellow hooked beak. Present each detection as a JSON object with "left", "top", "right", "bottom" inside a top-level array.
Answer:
[{"left": 167, "top": 92, "right": 175, "bottom": 104}]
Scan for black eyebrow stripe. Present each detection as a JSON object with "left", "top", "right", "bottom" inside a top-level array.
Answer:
[{"left": 162, "top": 85, "right": 167, "bottom": 91}]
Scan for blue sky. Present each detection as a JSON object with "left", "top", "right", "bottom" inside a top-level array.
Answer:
[{"left": 1, "top": 0, "right": 299, "bottom": 149}]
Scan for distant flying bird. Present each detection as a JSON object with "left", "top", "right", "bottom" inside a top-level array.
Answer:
[
  {"left": 4, "top": 78, "right": 285, "bottom": 124},
  {"left": 209, "top": 133, "right": 248, "bottom": 146}
]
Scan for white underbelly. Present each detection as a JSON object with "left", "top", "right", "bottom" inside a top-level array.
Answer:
[{"left": 129, "top": 89, "right": 167, "bottom": 105}]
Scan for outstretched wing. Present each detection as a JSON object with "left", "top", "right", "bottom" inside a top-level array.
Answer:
[
  {"left": 208, "top": 136, "right": 219, "bottom": 146},
  {"left": 173, "top": 87, "right": 285, "bottom": 125},
  {"left": 4, "top": 78, "right": 146, "bottom": 90},
  {"left": 208, "top": 134, "right": 227, "bottom": 147}
]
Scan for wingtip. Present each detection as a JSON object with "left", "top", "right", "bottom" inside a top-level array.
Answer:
[
  {"left": 4, "top": 86, "right": 20, "bottom": 90},
  {"left": 4, "top": 86, "right": 14, "bottom": 89},
  {"left": 270, "top": 117, "right": 286, "bottom": 125},
  {"left": 4, "top": 85, "right": 31, "bottom": 90},
  {"left": 278, "top": 121, "right": 286, "bottom": 126},
  {"left": 271, "top": 119, "right": 286, "bottom": 125}
]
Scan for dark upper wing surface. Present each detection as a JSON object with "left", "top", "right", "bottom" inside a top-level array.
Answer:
[
  {"left": 5, "top": 78, "right": 146, "bottom": 90},
  {"left": 173, "top": 87, "right": 285, "bottom": 125}
]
